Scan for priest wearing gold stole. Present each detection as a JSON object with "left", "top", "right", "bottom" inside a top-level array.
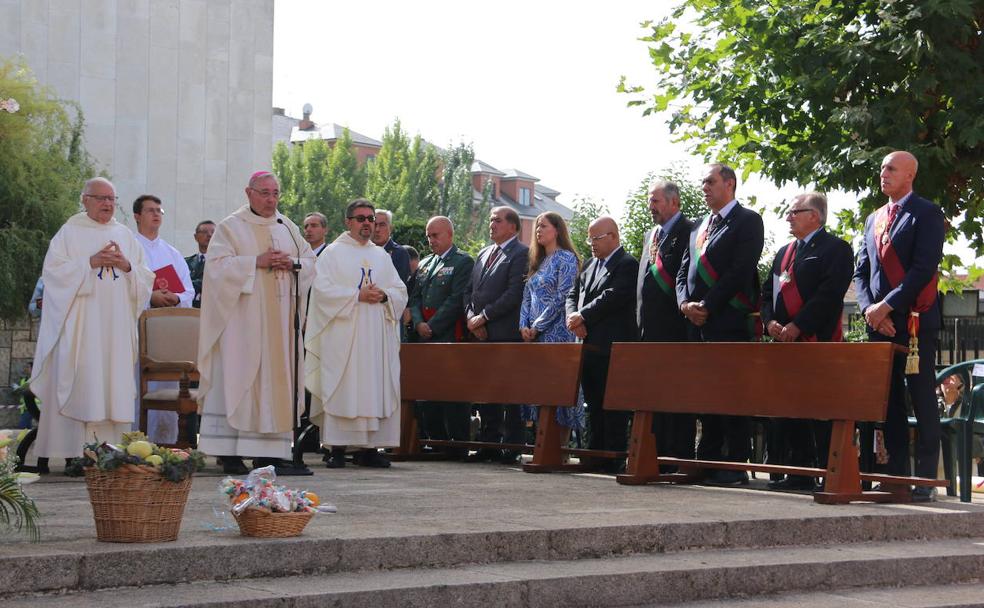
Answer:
[
  {"left": 197, "top": 171, "right": 315, "bottom": 475},
  {"left": 305, "top": 199, "right": 408, "bottom": 468},
  {"left": 31, "top": 177, "right": 155, "bottom": 461}
]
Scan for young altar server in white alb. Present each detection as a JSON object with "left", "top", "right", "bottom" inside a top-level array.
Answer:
[
  {"left": 31, "top": 177, "right": 155, "bottom": 459},
  {"left": 305, "top": 199, "right": 408, "bottom": 468},
  {"left": 196, "top": 171, "right": 316, "bottom": 475}
]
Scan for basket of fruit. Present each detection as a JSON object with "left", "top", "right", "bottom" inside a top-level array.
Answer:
[
  {"left": 221, "top": 466, "right": 324, "bottom": 538},
  {"left": 71, "top": 432, "right": 204, "bottom": 543}
]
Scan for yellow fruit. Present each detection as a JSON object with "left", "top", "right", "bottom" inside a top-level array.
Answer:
[
  {"left": 145, "top": 454, "right": 164, "bottom": 467},
  {"left": 126, "top": 440, "right": 154, "bottom": 459}
]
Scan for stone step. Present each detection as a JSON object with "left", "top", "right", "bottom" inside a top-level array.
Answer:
[
  {"left": 5, "top": 505, "right": 984, "bottom": 596},
  {"left": 657, "top": 582, "right": 984, "bottom": 607},
  {"left": 6, "top": 537, "right": 984, "bottom": 607}
]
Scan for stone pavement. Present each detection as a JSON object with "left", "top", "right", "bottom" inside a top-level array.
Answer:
[{"left": 4, "top": 456, "right": 984, "bottom": 606}]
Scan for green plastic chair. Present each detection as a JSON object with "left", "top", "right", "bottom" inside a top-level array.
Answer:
[{"left": 931, "top": 360, "right": 984, "bottom": 502}]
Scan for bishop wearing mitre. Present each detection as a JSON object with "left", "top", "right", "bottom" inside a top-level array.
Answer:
[
  {"left": 305, "top": 199, "right": 408, "bottom": 468},
  {"left": 31, "top": 177, "right": 155, "bottom": 460},
  {"left": 196, "top": 171, "right": 315, "bottom": 475}
]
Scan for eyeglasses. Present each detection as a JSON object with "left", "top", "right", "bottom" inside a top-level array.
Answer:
[
  {"left": 84, "top": 194, "right": 118, "bottom": 203},
  {"left": 786, "top": 208, "right": 814, "bottom": 217},
  {"left": 585, "top": 232, "right": 612, "bottom": 244},
  {"left": 249, "top": 188, "right": 279, "bottom": 198},
  {"left": 348, "top": 214, "right": 375, "bottom": 223}
]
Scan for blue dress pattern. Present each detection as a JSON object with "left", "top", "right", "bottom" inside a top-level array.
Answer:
[{"left": 520, "top": 249, "right": 584, "bottom": 430}]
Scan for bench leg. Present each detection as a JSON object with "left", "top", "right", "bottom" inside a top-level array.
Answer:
[
  {"left": 523, "top": 406, "right": 564, "bottom": 473},
  {"left": 815, "top": 420, "right": 911, "bottom": 504},
  {"left": 390, "top": 400, "right": 421, "bottom": 460}
]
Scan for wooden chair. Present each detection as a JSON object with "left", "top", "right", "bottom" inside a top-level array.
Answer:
[
  {"left": 392, "top": 343, "right": 588, "bottom": 468},
  {"left": 138, "top": 308, "right": 200, "bottom": 448},
  {"left": 603, "top": 342, "right": 950, "bottom": 504}
]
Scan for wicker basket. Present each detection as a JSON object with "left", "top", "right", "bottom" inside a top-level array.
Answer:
[
  {"left": 84, "top": 464, "right": 192, "bottom": 543},
  {"left": 233, "top": 507, "right": 314, "bottom": 538}
]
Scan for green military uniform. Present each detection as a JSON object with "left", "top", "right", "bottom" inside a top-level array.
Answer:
[
  {"left": 185, "top": 253, "right": 205, "bottom": 308},
  {"left": 407, "top": 245, "right": 474, "bottom": 448},
  {"left": 408, "top": 245, "right": 474, "bottom": 343}
]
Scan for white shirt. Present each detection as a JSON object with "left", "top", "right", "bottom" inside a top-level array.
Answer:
[{"left": 135, "top": 232, "right": 195, "bottom": 309}]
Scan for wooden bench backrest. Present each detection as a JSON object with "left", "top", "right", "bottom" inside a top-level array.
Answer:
[
  {"left": 603, "top": 342, "right": 894, "bottom": 421},
  {"left": 401, "top": 343, "right": 583, "bottom": 406}
]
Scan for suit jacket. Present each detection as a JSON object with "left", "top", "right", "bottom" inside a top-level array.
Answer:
[
  {"left": 408, "top": 245, "right": 475, "bottom": 342},
  {"left": 383, "top": 238, "right": 412, "bottom": 286},
  {"left": 566, "top": 246, "right": 638, "bottom": 355},
  {"left": 761, "top": 228, "right": 854, "bottom": 341},
  {"left": 467, "top": 238, "right": 529, "bottom": 342},
  {"left": 184, "top": 252, "right": 205, "bottom": 308},
  {"left": 636, "top": 216, "right": 694, "bottom": 342},
  {"left": 676, "top": 203, "right": 764, "bottom": 340},
  {"left": 854, "top": 192, "right": 945, "bottom": 339}
]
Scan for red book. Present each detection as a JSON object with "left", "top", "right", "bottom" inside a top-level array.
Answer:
[{"left": 153, "top": 264, "right": 185, "bottom": 293}]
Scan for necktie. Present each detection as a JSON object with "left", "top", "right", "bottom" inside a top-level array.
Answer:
[
  {"left": 708, "top": 213, "right": 722, "bottom": 235},
  {"left": 484, "top": 246, "right": 502, "bottom": 270},
  {"left": 199, "top": 254, "right": 205, "bottom": 265},
  {"left": 649, "top": 228, "right": 661, "bottom": 262}
]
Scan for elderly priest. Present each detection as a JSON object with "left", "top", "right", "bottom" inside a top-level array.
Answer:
[
  {"left": 31, "top": 177, "right": 155, "bottom": 462},
  {"left": 305, "top": 199, "right": 408, "bottom": 468},
  {"left": 196, "top": 171, "right": 315, "bottom": 475}
]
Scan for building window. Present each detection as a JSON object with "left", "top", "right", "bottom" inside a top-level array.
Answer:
[{"left": 520, "top": 187, "right": 531, "bottom": 206}]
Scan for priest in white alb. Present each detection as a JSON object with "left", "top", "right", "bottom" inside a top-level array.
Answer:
[
  {"left": 196, "top": 171, "right": 315, "bottom": 475},
  {"left": 306, "top": 199, "right": 408, "bottom": 468},
  {"left": 30, "top": 177, "right": 155, "bottom": 463}
]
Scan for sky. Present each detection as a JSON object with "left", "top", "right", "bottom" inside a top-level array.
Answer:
[{"left": 272, "top": 0, "right": 980, "bottom": 266}]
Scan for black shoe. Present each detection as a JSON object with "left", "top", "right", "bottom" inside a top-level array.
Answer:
[
  {"left": 602, "top": 459, "right": 626, "bottom": 475},
  {"left": 355, "top": 449, "right": 391, "bottom": 468},
  {"left": 325, "top": 447, "right": 347, "bottom": 469},
  {"left": 37, "top": 457, "right": 50, "bottom": 475},
  {"left": 767, "top": 475, "right": 816, "bottom": 491},
  {"left": 499, "top": 450, "right": 522, "bottom": 465},
  {"left": 705, "top": 470, "right": 750, "bottom": 486},
  {"left": 467, "top": 448, "right": 499, "bottom": 463},
  {"left": 273, "top": 461, "right": 314, "bottom": 476},
  {"left": 222, "top": 456, "right": 249, "bottom": 475},
  {"left": 911, "top": 486, "right": 938, "bottom": 503}
]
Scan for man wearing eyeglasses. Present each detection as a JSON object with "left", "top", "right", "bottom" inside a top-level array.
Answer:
[
  {"left": 196, "top": 171, "right": 316, "bottom": 475},
  {"left": 306, "top": 199, "right": 408, "bottom": 469},
  {"left": 761, "top": 192, "right": 853, "bottom": 491},
  {"left": 566, "top": 216, "right": 639, "bottom": 473},
  {"left": 676, "top": 163, "right": 764, "bottom": 486},
  {"left": 30, "top": 177, "right": 155, "bottom": 467}
]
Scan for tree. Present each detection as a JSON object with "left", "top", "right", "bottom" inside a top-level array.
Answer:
[
  {"left": 619, "top": 165, "right": 706, "bottom": 260},
  {"left": 0, "top": 58, "right": 96, "bottom": 319},
  {"left": 439, "top": 142, "right": 488, "bottom": 247},
  {"left": 366, "top": 119, "right": 411, "bottom": 213},
  {"left": 620, "top": 1, "right": 984, "bottom": 277}
]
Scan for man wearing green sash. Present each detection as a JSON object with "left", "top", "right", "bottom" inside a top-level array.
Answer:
[
  {"left": 676, "top": 164, "right": 764, "bottom": 485},
  {"left": 636, "top": 180, "right": 695, "bottom": 461}
]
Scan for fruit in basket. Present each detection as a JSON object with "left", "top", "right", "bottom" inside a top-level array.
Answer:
[
  {"left": 145, "top": 454, "right": 164, "bottom": 467},
  {"left": 304, "top": 491, "right": 320, "bottom": 507},
  {"left": 126, "top": 440, "right": 154, "bottom": 459},
  {"left": 169, "top": 448, "right": 190, "bottom": 460}
]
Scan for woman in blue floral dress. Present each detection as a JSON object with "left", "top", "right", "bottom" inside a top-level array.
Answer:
[{"left": 520, "top": 212, "right": 584, "bottom": 434}]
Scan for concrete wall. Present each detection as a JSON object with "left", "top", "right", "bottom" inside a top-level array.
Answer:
[
  {"left": 0, "top": 0, "right": 275, "bottom": 255},
  {"left": 0, "top": 317, "right": 39, "bottom": 420}
]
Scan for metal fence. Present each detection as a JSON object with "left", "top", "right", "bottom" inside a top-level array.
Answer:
[{"left": 845, "top": 314, "right": 984, "bottom": 365}]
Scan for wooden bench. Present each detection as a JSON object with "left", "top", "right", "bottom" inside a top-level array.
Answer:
[
  {"left": 602, "top": 342, "right": 950, "bottom": 504},
  {"left": 393, "top": 342, "right": 593, "bottom": 469}
]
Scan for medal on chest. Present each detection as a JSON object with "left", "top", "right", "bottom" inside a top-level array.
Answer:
[{"left": 779, "top": 270, "right": 791, "bottom": 284}]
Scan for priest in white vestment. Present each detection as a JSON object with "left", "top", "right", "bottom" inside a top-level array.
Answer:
[
  {"left": 306, "top": 199, "right": 408, "bottom": 468},
  {"left": 30, "top": 177, "right": 155, "bottom": 460},
  {"left": 196, "top": 171, "right": 315, "bottom": 475},
  {"left": 132, "top": 194, "right": 196, "bottom": 444}
]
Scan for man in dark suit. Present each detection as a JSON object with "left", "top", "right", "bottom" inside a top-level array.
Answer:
[
  {"left": 761, "top": 192, "right": 854, "bottom": 490},
  {"left": 465, "top": 206, "right": 530, "bottom": 463},
  {"left": 566, "top": 216, "right": 638, "bottom": 473},
  {"left": 301, "top": 212, "right": 329, "bottom": 461},
  {"left": 676, "top": 163, "right": 764, "bottom": 485},
  {"left": 184, "top": 220, "right": 214, "bottom": 308},
  {"left": 303, "top": 212, "right": 329, "bottom": 257},
  {"left": 407, "top": 216, "right": 475, "bottom": 453},
  {"left": 636, "top": 181, "right": 696, "bottom": 461},
  {"left": 854, "top": 150, "right": 945, "bottom": 502},
  {"left": 372, "top": 209, "right": 412, "bottom": 285}
]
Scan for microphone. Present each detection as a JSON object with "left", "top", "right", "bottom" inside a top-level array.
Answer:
[{"left": 277, "top": 218, "right": 303, "bottom": 270}]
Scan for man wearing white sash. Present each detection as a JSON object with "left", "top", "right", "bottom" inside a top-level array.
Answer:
[
  {"left": 31, "top": 177, "right": 155, "bottom": 463},
  {"left": 196, "top": 171, "right": 315, "bottom": 475},
  {"left": 306, "top": 199, "right": 408, "bottom": 468}
]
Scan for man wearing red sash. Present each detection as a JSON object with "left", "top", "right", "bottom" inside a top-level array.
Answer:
[
  {"left": 636, "top": 180, "right": 696, "bottom": 461},
  {"left": 761, "top": 193, "right": 853, "bottom": 491},
  {"left": 677, "top": 164, "right": 764, "bottom": 485},
  {"left": 854, "top": 150, "right": 945, "bottom": 502}
]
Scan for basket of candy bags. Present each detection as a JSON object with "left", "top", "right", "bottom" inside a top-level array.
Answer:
[
  {"left": 71, "top": 432, "right": 205, "bottom": 543},
  {"left": 221, "top": 466, "right": 326, "bottom": 538}
]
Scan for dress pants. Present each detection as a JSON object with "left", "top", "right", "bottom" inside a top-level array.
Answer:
[
  {"left": 883, "top": 332, "right": 940, "bottom": 478},
  {"left": 694, "top": 326, "right": 753, "bottom": 463},
  {"left": 475, "top": 403, "right": 525, "bottom": 445},
  {"left": 416, "top": 401, "right": 471, "bottom": 443},
  {"left": 581, "top": 352, "right": 630, "bottom": 452}
]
